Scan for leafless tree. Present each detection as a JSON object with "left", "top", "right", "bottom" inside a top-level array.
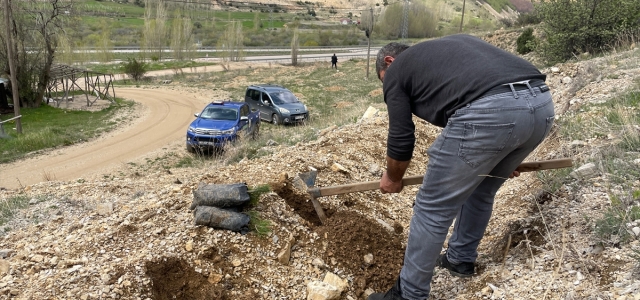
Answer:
[
  {"left": 217, "top": 21, "right": 245, "bottom": 70},
  {"left": 0, "top": 0, "right": 72, "bottom": 108},
  {"left": 376, "top": 2, "right": 437, "bottom": 39},
  {"left": 96, "top": 19, "right": 114, "bottom": 63},
  {"left": 170, "top": 9, "right": 195, "bottom": 60},
  {"left": 291, "top": 29, "right": 300, "bottom": 66},
  {"left": 143, "top": 0, "right": 167, "bottom": 61}
]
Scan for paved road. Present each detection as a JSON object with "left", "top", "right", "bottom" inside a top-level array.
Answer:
[{"left": 112, "top": 49, "right": 378, "bottom": 80}]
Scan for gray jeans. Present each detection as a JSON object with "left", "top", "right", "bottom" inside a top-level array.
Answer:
[{"left": 399, "top": 84, "right": 555, "bottom": 300}]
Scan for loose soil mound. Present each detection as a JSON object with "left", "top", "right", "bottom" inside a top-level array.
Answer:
[
  {"left": 270, "top": 174, "right": 405, "bottom": 295},
  {"left": 315, "top": 211, "right": 405, "bottom": 296},
  {"left": 270, "top": 179, "right": 332, "bottom": 226}
]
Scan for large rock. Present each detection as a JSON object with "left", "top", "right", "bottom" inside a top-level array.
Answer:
[
  {"left": 277, "top": 234, "right": 295, "bottom": 265},
  {"left": 96, "top": 203, "right": 113, "bottom": 216},
  {"left": 0, "top": 249, "right": 14, "bottom": 259},
  {"left": 570, "top": 163, "right": 598, "bottom": 179},
  {"left": 359, "top": 106, "right": 379, "bottom": 122},
  {"left": 0, "top": 259, "right": 10, "bottom": 276},
  {"left": 323, "top": 272, "right": 347, "bottom": 294},
  {"left": 307, "top": 281, "right": 340, "bottom": 300},
  {"left": 330, "top": 163, "right": 349, "bottom": 174}
]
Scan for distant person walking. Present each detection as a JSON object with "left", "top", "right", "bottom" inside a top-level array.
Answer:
[{"left": 331, "top": 54, "right": 338, "bottom": 69}]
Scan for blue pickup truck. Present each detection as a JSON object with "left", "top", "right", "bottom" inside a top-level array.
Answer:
[{"left": 186, "top": 101, "right": 260, "bottom": 153}]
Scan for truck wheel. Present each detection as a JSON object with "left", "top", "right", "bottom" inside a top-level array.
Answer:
[
  {"left": 271, "top": 114, "right": 280, "bottom": 125},
  {"left": 186, "top": 144, "right": 195, "bottom": 153},
  {"left": 252, "top": 122, "right": 260, "bottom": 139}
]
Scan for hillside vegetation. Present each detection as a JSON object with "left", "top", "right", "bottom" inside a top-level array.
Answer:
[{"left": 69, "top": 0, "right": 520, "bottom": 48}]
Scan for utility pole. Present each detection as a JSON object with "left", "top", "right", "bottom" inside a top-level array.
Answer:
[
  {"left": 3, "top": 0, "right": 22, "bottom": 134},
  {"left": 366, "top": 7, "right": 373, "bottom": 79},
  {"left": 459, "top": 0, "right": 466, "bottom": 33}
]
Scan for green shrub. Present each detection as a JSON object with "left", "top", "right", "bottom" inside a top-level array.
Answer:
[
  {"left": 516, "top": 28, "right": 536, "bottom": 54},
  {"left": 122, "top": 58, "right": 147, "bottom": 81},
  {"left": 516, "top": 12, "right": 542, "bottom": 26},
  {"left": 303, "top": 40, "right": 319, "bottom": 47},
  {"left": 536, "top": 0, "right": 640, "bottom": 65},
  {"left": 499, "top": 18, "right": 514, "bottom": 28}
]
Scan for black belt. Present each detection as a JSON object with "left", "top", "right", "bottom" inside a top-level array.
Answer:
[{"left": 480, "top": 80, "right": 549, "bottom": 99}]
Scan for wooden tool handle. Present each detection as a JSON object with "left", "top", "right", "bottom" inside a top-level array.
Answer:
[
  {"left": 515, "top": 158, "right": 573, "bottom": 172},
  {"left": 313, "top": 158, "right": 572, "bottom": 197}
]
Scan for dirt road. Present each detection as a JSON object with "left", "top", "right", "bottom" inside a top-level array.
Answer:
[{"left": 0, "top": 87, "right": 211, "bottom": 190}]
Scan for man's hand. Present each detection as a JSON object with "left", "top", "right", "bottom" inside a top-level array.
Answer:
[
  {"left": 509, "top": 170, "right": 521, "bottom": 178},
  {"left": 380, "top": 170, "right": 404, "bottom": 193},
  {"left": 381, "top": 156, "right": 411, "bottom": 193}
]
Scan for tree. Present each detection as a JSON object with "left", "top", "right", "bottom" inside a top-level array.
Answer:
[
  {"left": 375, "top": 2, "right": 438, "bottom": 39},
  {"left": 358, "top": 7, "right": 375, "bottom": 36},
  {"left": 253, "top": 11, "right": 262, "bottom": 31},
  {"left": 291, "top": 29, "right": 299, "bottom": 66},
  {"left": 536, "top": 0, "right": 640, "bottom": 64},
  {"left": 0, "top": 0, "right": 72, "bottom": 108},
  {"left": 516, "top": 27, "right": 536, "bottom": 54},
  {"left": 170, "top": 9, "right": 195, "bottom": 60},
  {"left": 96, "top": 19, "right": 114, "bottom": 63},
  {"left": 217, "top": 21, "right": 245, "bottom": 70},
  {"left": 123, "top": 58, "right": 147, "bottom": 81},
  {"left": 142, "top": 0, "right": 167, "bottom": 61},
  {"left": 2, "top": 0, "right": 21, "bottom": 133}
]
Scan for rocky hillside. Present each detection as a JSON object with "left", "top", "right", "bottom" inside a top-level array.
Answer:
[{"left": 1, "top": 36, "right": 640, "bottom": 300}]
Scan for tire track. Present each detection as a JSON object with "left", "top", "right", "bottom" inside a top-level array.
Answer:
[{"left": 0, "top": 87, "right": 208, "bottom": 190}]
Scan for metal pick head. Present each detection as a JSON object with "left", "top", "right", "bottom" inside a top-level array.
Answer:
[{"left": 298, "top": 166, "right": 317, "bottom": 188}]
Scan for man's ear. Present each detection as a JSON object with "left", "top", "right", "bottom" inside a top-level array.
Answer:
[{"left": 383, "top": 55, "right": 395, "bottom": 67}]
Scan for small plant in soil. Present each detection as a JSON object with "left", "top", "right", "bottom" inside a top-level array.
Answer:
[{"left": 246, "top": 211, "right": 272, "bottom": 237}]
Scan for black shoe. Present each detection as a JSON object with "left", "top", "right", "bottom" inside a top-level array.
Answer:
[
  {"left": 368, "top": 278, "right": 407, "bottom": 300},
  {"left": 436, "top": 252, "right": 475, "bottom": 277}
]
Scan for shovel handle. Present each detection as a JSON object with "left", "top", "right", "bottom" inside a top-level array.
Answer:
[{"left": 309, "top": 158, "right": 572, "bottom": 198}]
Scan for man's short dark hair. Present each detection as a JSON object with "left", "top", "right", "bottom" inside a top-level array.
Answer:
[{"left": 376, "top": 42, "right": 410, "bottom": 79}]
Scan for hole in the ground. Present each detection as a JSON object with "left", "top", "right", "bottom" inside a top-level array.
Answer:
[
  {"left": 508, "top": 218, "right": 547, "bottom": 256},
  {"left": 535, "top": 190, "right": 554, "bottom": 205},
  {"left": 145, "top": 257, "right": 229, "bottom": 300},
  {"left": 271, "top": 177, "right": 404, "bottom": 296},
  {"left": 270, "top": 179, "right": 334, "bottom": 226}
]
